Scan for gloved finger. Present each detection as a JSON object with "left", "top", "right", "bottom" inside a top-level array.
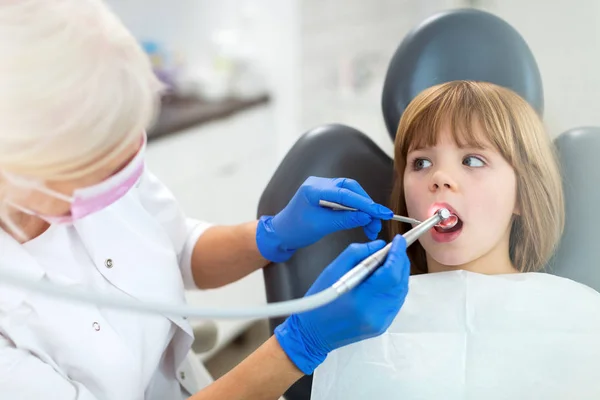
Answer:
[
  {"left": 327, "top": 211, "right": 372, "bottom": 231},
  {"left": 334, "top": 178, "right": 371, "bottom": 199},
  {"left": 363, "top": 228, "right": 378, "bottom": 241},
  {"left": 335, "top": 179, "right": 394, "bottom": 220},
  {"left": 365, "top": 235, "right": 409, "bottom": 292},
  {"left": 316, "top": 187, "right": 393, "bottom": 219},
  {"left": 306, "top": 240, "right": 387, "bottom": 296},
  {"left": 363, "top": 219, "right": 382, "bottom": 240},
  {"left": 329, "top": 240, "right": 387, "bottom": 276}
]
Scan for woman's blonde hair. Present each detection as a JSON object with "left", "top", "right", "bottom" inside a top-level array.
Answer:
[
  {"left": 388, "top": 80, "right": 564, "bottom": 274},
  {"left": 0, "top": 0, "right": 162, "bottom": 235}
]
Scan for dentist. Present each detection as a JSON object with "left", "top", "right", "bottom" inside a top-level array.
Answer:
[{"left": 0, "top": 1, "right": 411, "bottom": 399}]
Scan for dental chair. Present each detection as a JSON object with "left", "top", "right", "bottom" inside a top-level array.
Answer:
[
  {"left": 547, "top": 126, "right": 600, "bottom": 292},
  {"left": 257, "top": 8, "right": 597, "bottom": 400}
]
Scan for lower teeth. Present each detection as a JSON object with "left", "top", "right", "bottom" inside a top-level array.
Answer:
[
  {"left": 439, "top": 214, "right": 458, "bottom": 228},
  {"left": 435, "top": 219, "right": 462, "bottom": 233}
]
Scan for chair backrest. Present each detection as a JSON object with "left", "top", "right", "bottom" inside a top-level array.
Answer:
[
  {"left": 259, "top": 124, "right": 393, "bottom": 320},
  {"left": 381, "top": 8, "right": 544, "bottom": 140},
  {"left": 257, "top": 8, "right": 544, "bottom": 400},
  {"left": 257, "top": 125, "right": 392, "bottom": 399},
  {"left": 547, "top": 127, "right": 600, "bottom": 292}
]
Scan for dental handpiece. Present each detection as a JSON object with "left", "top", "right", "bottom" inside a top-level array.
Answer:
[
  {"left": 319, "top": 199, "right": 422, "bottom": 225},
  {"left": 332, "top": 208, "right": 451, "bottom": 295}
]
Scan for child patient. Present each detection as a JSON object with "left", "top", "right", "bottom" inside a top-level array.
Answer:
[
  {"left": 388, "top": 80, "right": 562, "bottom": 276},
  {"left": 311, "top": 81, "right": 600, "bottom": 400}
]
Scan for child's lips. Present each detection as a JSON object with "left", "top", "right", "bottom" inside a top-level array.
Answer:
[
  {"left": 431, "top": 222, "right": 463, "bottom": 242},
  {"left": 424, "top": 202, "right": 464, "bottom": 237},
  {"left": 425, "top": 203, "right": 464, "bottom": 242}
]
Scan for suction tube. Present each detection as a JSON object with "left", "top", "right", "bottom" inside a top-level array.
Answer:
[{"left": 0, "top": 210, "right": 451, "bottom": 319}]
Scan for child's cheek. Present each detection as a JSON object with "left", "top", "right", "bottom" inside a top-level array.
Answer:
[{"left": 403, "top": 181, "right": 425, "bottom": 218}]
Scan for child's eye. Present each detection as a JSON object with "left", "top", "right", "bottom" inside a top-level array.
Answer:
[
  {"left": 412, "top": 158, "right": 432, "bottom": 170},
  {"left": 463, "top": 155, "right": 485, "bottom": 167}
]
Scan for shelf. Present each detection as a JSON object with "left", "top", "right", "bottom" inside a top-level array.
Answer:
[{"left": 147, "top": 93, "right": 271, "bottom": 142}]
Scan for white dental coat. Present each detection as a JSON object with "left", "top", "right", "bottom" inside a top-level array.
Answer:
[{"left": 0, "top": 169, "right": 214, "bottom": 399}]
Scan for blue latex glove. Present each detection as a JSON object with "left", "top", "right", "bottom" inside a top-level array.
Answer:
[
  {"left": 274, "top": 234, "right": 410, "bottom": 375},
  {"left": 256, "top": 176, "right": 393, "bottom": 262}
]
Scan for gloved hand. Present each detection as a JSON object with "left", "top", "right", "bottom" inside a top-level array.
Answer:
[
  {"left": 274, "top": 234, "right": 410, "bottom": 375},
  {"left": 256, "top": 176, "right": 393, "bottom": 262}
]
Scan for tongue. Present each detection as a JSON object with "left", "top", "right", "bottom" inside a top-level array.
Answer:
[
  {"left": 444, "top": 216, "right": 458, "bottom": 227},
  {"left": 434, "top": 217, "right": 462, "bottom": 233},
  {"left": 439, "top": 215, "right": 458, "bottom": 228}
]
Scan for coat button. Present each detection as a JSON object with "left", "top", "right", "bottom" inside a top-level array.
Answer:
[
  {"left": 92, "top": 322, "right": 101, "bottom": 331},
  {"left": 179, "top": 371, "right": 186, "bottom": 380},
  {"left": 104, "top": 259, "right": 113, "bottom": 268}
]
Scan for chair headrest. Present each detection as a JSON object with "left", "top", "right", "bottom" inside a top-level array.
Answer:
[
  {"left": 547, "top": 127, "right": 600, "bottom": 292},
  {"left": 381, "top": 8, "right": 544, "bottom": 140}
]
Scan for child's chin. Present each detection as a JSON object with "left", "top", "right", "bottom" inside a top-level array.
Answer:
[{"left": 429, "top": 251, "right": 471, "bottom": 268}]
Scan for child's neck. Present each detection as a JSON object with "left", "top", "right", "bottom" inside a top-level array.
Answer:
[{"left": 425, "top": 237, "right": 518, "bottom": 275}]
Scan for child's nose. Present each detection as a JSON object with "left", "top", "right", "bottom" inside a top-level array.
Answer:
[{"left": 429, "top": 170, "right": 458, "bottom": 192}]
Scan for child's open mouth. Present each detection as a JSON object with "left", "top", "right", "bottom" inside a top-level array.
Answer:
[
  {"left": 434, "top": 215, "right": 463, "bottom": 233},
  {"left": 428, "top": 203, "right": 464, "bottom": 242}
]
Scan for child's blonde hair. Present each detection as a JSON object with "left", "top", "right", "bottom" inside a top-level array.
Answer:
[
  {"left": 388, "top": 80, "right": 564, "bottom": 274},
  {"left": 0, "top": 0, "right": 163, "bottom": 235}
]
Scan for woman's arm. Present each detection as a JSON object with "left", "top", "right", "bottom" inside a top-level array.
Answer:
[
  {"left": 190, "top": 221, "right": 267, "bottom": 289},
  {"left": 189, "top": 177, "right": 393, "bottom": 289},
  {"left": 189, "top": 336, "right": 303, "bottom": 400}
]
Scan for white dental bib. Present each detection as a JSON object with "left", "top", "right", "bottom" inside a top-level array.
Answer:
[{"left": 311, "top": 270, "right": 600, "bottom": 400}]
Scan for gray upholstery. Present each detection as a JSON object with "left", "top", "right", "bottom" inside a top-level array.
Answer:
[
  {"left": 258, "top": 8, "right": 545, "bottom": 400},
  {"left": 547, "top": 127, "right": 600, "bottom": 292},
  {"left": 258, "top": 125, "right": 392, "bottom": 399}
]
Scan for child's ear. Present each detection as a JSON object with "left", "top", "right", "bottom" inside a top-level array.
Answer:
[{"left": 513, "top": 204, "right": 521, "bottom": 216}]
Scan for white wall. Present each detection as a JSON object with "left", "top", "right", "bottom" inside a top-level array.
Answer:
[
  {"left": 104, "top": 0, "right": 211, "bottom": 62},
  {"left": 298, "top": 0, "right": 600, "bottom": 146},
  {"left": 299, "top": 0, "right": 462, "bottom": 156},
  {"left": 475, "top": 0, "right": 600, "bottom": 138},
  {"left": 105, "top": 0, "right": 301, "bottom": 163},
  {"left": 105, "top": 0, "right": 599, "bottom": 153},
  {"left": 243, "top": 1, "right": 302, "bottom": 162}
]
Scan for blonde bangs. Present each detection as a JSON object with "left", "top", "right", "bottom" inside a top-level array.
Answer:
[{"left": 396, "top": 81, "right": 522, "bottom": 166}]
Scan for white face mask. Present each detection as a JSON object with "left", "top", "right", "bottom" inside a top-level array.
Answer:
[{"left": 6, "top": 134, "right": 146, "bottom": 225}]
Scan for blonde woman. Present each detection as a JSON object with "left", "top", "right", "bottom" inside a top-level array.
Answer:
[
  {"left": 0, "top": 1, "right": 413, "bottom": 399},
  {"left": 311, "top": 81, "right": 600, "bottom": 399}
]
